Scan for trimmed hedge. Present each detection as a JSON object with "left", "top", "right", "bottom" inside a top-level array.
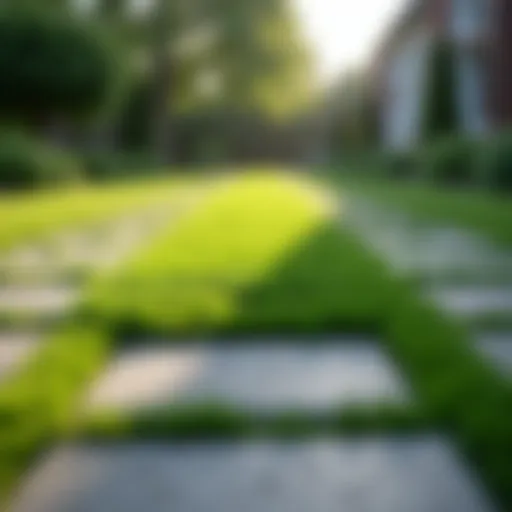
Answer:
[
  {"left": 422, "top": 40, "right": 458, "bottom": 141},
  {"left": 419, "top": 135, "right": 476, "bottom": 185},
  {"left": 0, "top": 130, "right": 83, "bottom": 190},
  {"left": 80, "top": 150, "right": 161, "bottom": 182},
  {"left": 381, "top": 151, "right": 415, "bottom": 179},
  {"left": 477, "top": 131, "right": 512, "bottom": 191},
  {"left": 376, "top": 132, "right": 512, "bottom": 191}
]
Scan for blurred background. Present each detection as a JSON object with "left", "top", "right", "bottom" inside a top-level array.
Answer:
[
  {"left": 1, "top": 0, "right": 511, "bottom": 186},
  {"left": 1, "top": 1, "right": 512, "bottom": 511}
]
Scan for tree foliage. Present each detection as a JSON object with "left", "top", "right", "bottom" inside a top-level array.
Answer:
[{"left": 0, "top": 11, "right": 115, "bottom": 127}]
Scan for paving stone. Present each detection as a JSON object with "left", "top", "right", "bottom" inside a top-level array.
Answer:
[
  {"left": 365, "top": 227, "right": 509, "bottom": 276},
  {"left": 0, "top": 332, "right": 40, "bottom": 381},
  {"left": 347, "top": 201, "right": 512, "bottom": 281},
  {"left": 1, "top": 217, "right": 156, "bottom": 277},
  {"left": 10, "top": 437, "right": 497, "bottom": 512},
  {"left": 477, "top": 332, "right": 512, "bottom": 377},
  {"left": 0, "top": 285, "right": 79, "bottom": 315},
  {"left": 55, "top": 229, "right": 137, "bottom": 262},
  {"left": 87, "top": 341, "right": 410, "bottom": 413},
  {"left": 0, "top": 246, "right": 52, "bottom": 269},
  {"left": 429, "top": 286, "right": 512, "bottom": 316}
]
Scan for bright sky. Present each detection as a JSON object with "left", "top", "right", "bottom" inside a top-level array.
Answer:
[{"left": 294, "top": 0, "right": 408, "bottom": 81}]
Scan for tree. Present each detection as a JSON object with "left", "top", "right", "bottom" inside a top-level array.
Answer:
[
  {"left": 124, "top": 0, "right": 314, "bottom": 162},
  {"left": 0, "top": 11, "right": 115, "bottom": 130}
]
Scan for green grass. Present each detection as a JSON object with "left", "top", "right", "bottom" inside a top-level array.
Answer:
[
  {"left": 0, "top": 176, "right": 191, "bottom": 251},
  {"left": 335, "top": 176, "right": 512, "bottom": 247},
  {"left": 0, "top": 177, "right": 205, "bottom": 503},
  {"left": 1, "top": 171, "right": 511, "bottom": 509},
  {"left": 86, "top": 173, "right": 389, "bottom": 336},
  {"left": 0, "top": 322, "right": 112, "bottom": 501},
  {"left": 83, "top": 404, "right": 430, "bottom": 441},
  {"left": 80, "top": 172, "right": 512, "bottom": 509}
]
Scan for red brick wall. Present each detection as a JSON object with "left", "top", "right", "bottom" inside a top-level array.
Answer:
[
  {"left": 488, "top": 0, "right": 512, "bottom": 128},
  {"left": 425, "top": 0, "right": 452, "bottom": 35}
]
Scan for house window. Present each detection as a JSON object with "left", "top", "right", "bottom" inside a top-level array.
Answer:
[{"left": 456, "top": 50, "right": 488, "bottom": 135}]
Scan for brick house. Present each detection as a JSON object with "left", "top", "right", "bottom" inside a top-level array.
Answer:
[{"left": 376, "top": 0, "right": 512, "bottom": 150}]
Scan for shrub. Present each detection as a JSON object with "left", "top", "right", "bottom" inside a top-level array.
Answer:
[
  {"left": 477, "top": 131, "right": 512, "bottom": 191},
  {"left": 422, "top": 41, "right": 459, "bottom": 140},
  {"left": 0, "top": 12, "right": 115, "bottom": 127},
  {"left": 420, "top": 135, "right": 476, "bottom": 185},
  {"left": 381, "top": 151, "right": 415, "bottom": 179},
  {"left": 80, "top": 151, "right": 161, "bottom": 181},
  {"left": 0, "top": 130, "right": 83, "bottom": 190}
]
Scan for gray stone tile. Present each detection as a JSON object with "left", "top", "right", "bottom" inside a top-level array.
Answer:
[
  {"left": 477, "top": 332, "right": 512, "bottom": 377},
  {"left": 11, "top": 437, "right": 497, "bottom": 512},
  {"left": 0, "top": 246, "right": 52, "bottom": 269},
  {"left": 347, "top": 200, "right": 512, "bottom": 281},
  {"left": 87, "top": 341, "right": 410, "bottom": 413},
  {"left": 0, "top": 332, "right": 40, "bottom": 381},
  {"left": 368, "top": 228, "right": 509, "bottom": 277},
  {"left": 0, "top": 285, "right": 79, "bottom": 315},
  {"left": 429, "top": 286, "right": 512, "bottom": 316},
  {"left": 53, "top": 229, "right": 138, "bottom": 267}
]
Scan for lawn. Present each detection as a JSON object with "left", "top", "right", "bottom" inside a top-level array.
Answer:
[
  {"left": 1, "top": 171, "right": 511, "bottom": 509},
  {"left": 334, "top": 176, "right": 512, "bottom": 247},
  {"left": 82, "top": 171, "right": 511, "bottom": 507},
  {"left": 86, "top": 173, "right": 391, "bottom": 336}
]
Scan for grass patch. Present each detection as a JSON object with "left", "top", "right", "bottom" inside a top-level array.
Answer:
[
  {"left": 82, "top": 403, "right": 429, "bottom": 441},
  {"left": 86, "top": 173, "right": 390, "bottom": 337}
]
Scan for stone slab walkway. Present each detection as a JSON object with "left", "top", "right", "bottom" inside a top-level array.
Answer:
[
  {"left": 87, "top": 341, "right": 410, "bottom": 414},
  {"left": 0, "top": 286, "right": 79, "bottom": 315},
  {"left": 0, "top": 206, "right": 175, "bottom": 382},
  {"left": 11, "top": 437, "right": 497, "bottom": 512},
  {"left": 429, "top": 286, "right": 512, "bottom": 317},
  {"left": 0, "top": 332, "right": 40, "bottom": 382},
  {"left": 347, "top": 199, "right": 512, "bottom": 282},
  {"left": 477, "top": 332, "right": 512, "bottom": 377},
  {"left": 346, "top": 195, "right": 512, "bottom": 378}
]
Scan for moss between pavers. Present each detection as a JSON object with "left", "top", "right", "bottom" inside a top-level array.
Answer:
[{"left": 81, "top": 404, "right": 430, "bottom": 441}]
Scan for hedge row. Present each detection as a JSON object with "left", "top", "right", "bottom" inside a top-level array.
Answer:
[
  {"left": 0, "top": 129, "right": 166, "bottom": 190},
  {"left": 0, "top": 130, "right": 83, "bottom": 190},
  {"left": 377, "top": 132, "right": 512, "bottom": 191}
]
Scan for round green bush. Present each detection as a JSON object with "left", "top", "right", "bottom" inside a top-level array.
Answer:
[
  {"left": 420, "top": 135, "right": 476, "bottom": 185},
  {"left": 0, "top": 12, "right": 114, "bottom": 126},
  {"left": 381, "top": 151, "right": 416, "bottom": 179},
  {"left": 477, "top": 132, "right": 512, "bottom": 191},
  {"left": 0, "top": 130, "right": 83, "bottom": 190}
]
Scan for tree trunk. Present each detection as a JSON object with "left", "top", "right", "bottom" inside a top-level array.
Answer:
[{"left": 147, "top": 0, "right": 174, "bottom": 165}]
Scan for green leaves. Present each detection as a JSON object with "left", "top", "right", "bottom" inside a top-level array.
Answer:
[{"left": 0, "top": 12, "right": 116, "bottom": 125}]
